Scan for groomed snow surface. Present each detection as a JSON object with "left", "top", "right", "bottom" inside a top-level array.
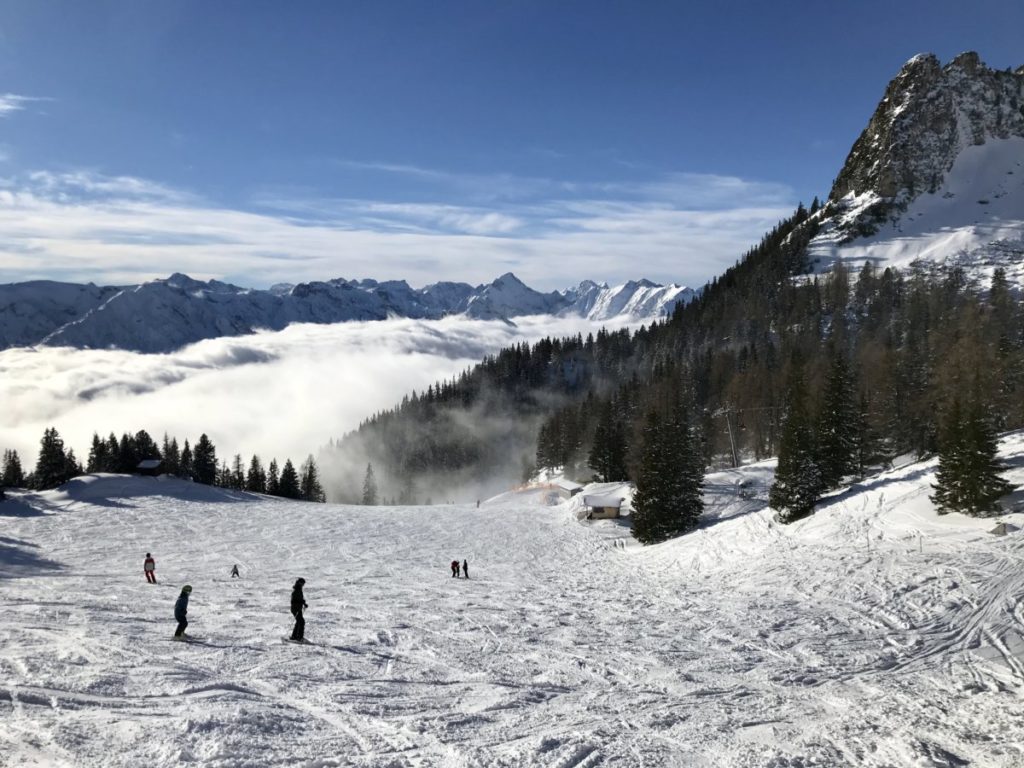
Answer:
[{"left": 4, "top": 437, "right": 1024, "bottom": 766}]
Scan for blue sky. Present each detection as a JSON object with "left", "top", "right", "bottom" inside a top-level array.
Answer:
[{"left": 0, "top": 0, "right": 1020, "bottom": 290}]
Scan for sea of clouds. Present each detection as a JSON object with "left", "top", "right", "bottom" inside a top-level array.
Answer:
[{"left": 0, "top": 314, "right": 637, "bottom": 473}]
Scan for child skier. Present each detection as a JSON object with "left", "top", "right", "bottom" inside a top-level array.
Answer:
[
  {"left": 174, "top": 585, "right": 192, "bottom": 638},
  {"left": 144, "top": 553, "right": 156, "bottom": 584}
]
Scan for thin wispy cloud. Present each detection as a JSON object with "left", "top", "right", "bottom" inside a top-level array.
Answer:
[
  {"left": 0, "top": 166, "right": 794, "bottom": 289},
  {"left": 0, "top": 93, "right": 45, "bottom": 117}
]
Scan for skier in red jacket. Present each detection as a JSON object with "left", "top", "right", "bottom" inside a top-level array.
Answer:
[{"left": 144, "top": 553, "right": 157, "bottom": 584}]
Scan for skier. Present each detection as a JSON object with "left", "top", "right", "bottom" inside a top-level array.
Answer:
[
  {"left": 173, "top": 585, "right": 192, "bottom": 638},
  {"left": 230, "top": 564, "right": 240, "bottom": 578},
  {"left": 450, "top": 560, "right": 460, "bottom": 578},
  {"left": 144, "top": 553, "right": 156, "bottom": 584},
  {"left": 290, "top": 578, "right": 307, "bottom": 641},
  {"left": 462, "top": 559, "right": 469, "bottom": 579}
]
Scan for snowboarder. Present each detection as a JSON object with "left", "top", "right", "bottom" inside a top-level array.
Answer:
[
  {"left": 462, "top": 559, "right": 469, "bottom": 579},
  {"left": 144, "top": 553, "right": 156, "bottom": 584},
  {"left": 230, "top": 564, "right": 240, "bottom": 578},
  {"left": 174, "top": 585, "right": 192, "bottom": 638},
  {"left": 450, "top": 560, "right": 460, "bottom": 578},
  {"left": 290, "top": 578, "right": 307, "bottom": 641}
]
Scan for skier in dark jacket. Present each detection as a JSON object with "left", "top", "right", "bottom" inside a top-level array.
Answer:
[
  {"left": 462, "top": 559, "right": 469, "bottom": 579},
  {"left": 290, "top": 578, "right": 308, "bottom": 641},
  {"left": 450, "top": 560, "right": 460, "bottom": 578},
  {"left": 230, "top": 564, "right": 240, "bottom": 578},
  {"left": 174, "top": 585, "right": 192, "bottom": 638}
]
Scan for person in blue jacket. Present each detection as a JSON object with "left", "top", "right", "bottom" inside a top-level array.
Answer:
[{"left": 174, "top": 585, "right": 192, "bottom": 638}]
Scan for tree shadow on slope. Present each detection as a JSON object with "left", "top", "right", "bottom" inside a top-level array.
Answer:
[
  {"left": 56, "top": 475, "right": 262, "bottom": 507},
  {"left": 0, "top": 497, "right": 49, "bottom": 517},
  {"left": 0, "top": 536, "right": 65, "bottom": 579}
]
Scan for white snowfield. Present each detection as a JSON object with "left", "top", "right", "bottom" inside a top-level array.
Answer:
[{"left": 3, "top": 438, "right": 1024, "bottom": 767}]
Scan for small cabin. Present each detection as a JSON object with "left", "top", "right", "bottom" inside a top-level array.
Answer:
[
  {"left": 556, "top": 479, "right": 584, "bottom": 500},
  {"left": 136, "top": 458, "right": 163, "bottom": 477},
  {"left": 583, "top": 494, "right": 622, "bottom": 520}
]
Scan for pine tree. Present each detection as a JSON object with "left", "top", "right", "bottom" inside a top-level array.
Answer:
[
  {"left": 230, "top": 454, "right": 245, "bottom": 490},
  {"left": 300, "top": 455, "right": 326, "bottom": 502},
  {"left": 817, "top": 352, "right": 859, "bottom": 489},
  {"left": 180, "top": 439, "right": 193, "bottom": 480},
  {"left": 117, "top": 433, "right": 140, "bottom": 473},
  {"left": 134, "top": 430, "right": 161, "bottom": 460},
  {"left": 362, "top": 463, "right": 379, "bottom": 505},
  {"left": 278, "top": 459, "right": 300, "bottom": 499},
  {"left": 266, "top": 459, "right": 280, "bottom": 495},
  {"left": 162, "top": 434, "right": 181, "bottom": 476},
  {"left": 588, "top": 400, "right": 629, "bottom": 482},
  {"left": 64, "top": 448, "right": 82, "bottom": 481},
  {"left": 216, "top": 460, "right": 231, "bottom": 488},
  {"left": 87, "top": 433, "right": 107, "bottom": 473},
  {"left": 33, "top": 427, "right": 71, "bottom": 490},
  {"left": 769, "top": 370, "right": 822, "bottom": 524},
  {"left": 246, "top": 455, "right": 267, "bottom": 493},
  {"left": 192, "top": 434, "right": 218, "bottom": 485},
  {"left": 631, "top": 405, "right": 704, "bottom": 544},
  {"left": 932, "top": 395, "right": 1013, "bottom": 516},
  {"left": 2, "top": 449, "right": 25, "bottom": 487}
]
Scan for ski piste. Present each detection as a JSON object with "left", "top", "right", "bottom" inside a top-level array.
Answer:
[{"left": 4, "top": 462, "right": 1024, "bottom": 766}]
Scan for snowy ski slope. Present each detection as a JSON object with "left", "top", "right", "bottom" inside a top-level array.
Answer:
[{"left": 3, "top": 437, "right": 1024, "bottom": 766}]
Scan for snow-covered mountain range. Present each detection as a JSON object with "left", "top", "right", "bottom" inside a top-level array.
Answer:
[
  {"left": 809, "top": 52, "right": 1024, "bottom": 284},
  {"left": 0, "top": 272, "right": 695, "bottom": 353}
]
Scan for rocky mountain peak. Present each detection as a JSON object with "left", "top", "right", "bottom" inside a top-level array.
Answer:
[{"left": 828, "top": 52, "right": 1024, "bottom": 206}]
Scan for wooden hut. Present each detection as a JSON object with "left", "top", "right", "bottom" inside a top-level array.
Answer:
[
  {"left": 555, "top": 479, "right": 584, "bottom": 500},
  {"left": 136, "top": 458, "right": 163, "bottom": 477},
  {"left": 582, "top": 494, "right": 622, "bottom": 520}
]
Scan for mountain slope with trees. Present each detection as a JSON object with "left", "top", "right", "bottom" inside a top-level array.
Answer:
[{"left": 327, "top": 53, "right": 1022, "bottom": 528}]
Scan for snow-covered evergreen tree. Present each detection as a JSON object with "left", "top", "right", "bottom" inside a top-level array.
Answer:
[
  {"left": 588, "top": 400, "right": 629, "bottom": 482},
  {"left": 192, "top": 434, "right": 217, "bottom": 485},
  {"left": 278, "top": 459, "right": 300, "bottom": 499},
  {"left": 362, "top": 463, "right": 379, "bottom": 505},
  {"left": 180, "top": 439, "right": 193, "bottom": 480},
  {"left": 246, "top": 455, "right": 267, "bottom": 493},
  {"left": 817, "top": 353, "right": 859, "bottom": 488},
  {"left": 33, "top": 427, "right": 71, "bottom": 490},
  {"left": 300, "top": 456, "right": 326, "bottom": 503},
  {"left": 2, "top": 448, "right": 25, "bottom": 487},
  {"left": 932, "top": 395, "right": 1013, "bottom": 516},
  {"left": 266, "top": 459, "right": 280, "bottom": 495},
  {"left": 631, "top": 404, "right": 703, "bottom": 544},
  {"left": 769, "top": 371, "right": 822, "bottom": 524}
]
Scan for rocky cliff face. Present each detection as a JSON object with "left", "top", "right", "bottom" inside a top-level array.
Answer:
[
  {"left": 829, "top": 52, "right": 1024, "bottom": 209},
  {"left": 808, "top": 52, "right": 1024, "bottom": 283}
]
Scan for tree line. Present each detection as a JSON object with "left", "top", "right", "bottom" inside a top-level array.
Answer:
[{"left": 0, "top": 427, "right": 326, "bottom": 503}]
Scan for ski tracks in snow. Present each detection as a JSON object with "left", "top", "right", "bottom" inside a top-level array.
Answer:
[{"left": 3, "top": 466, "right": 1024, "bottom": 766}]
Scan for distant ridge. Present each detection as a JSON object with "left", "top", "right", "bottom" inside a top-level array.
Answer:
[{"left": 0, "top": 272, "right": 696, "bottom": 353}]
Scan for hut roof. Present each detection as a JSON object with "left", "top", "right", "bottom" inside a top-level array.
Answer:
[
  {"left": 583, "top": 495, "right": 623, "bottom": 509},
  {"left": 555, "top": 479, "right": 584, "bottom": 491},
  {"left": 137, "top": 459, "right": 162, "bottom": 470}
]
